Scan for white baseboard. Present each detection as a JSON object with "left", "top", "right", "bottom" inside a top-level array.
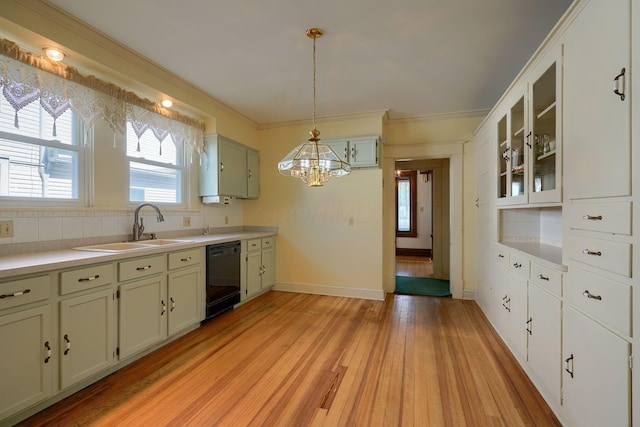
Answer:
[
  {"left": 273, "top": 282, "right": 386, "bottom": 301},
  {"left": 463, "top": 289, "right": 477, "bottom": 300}
]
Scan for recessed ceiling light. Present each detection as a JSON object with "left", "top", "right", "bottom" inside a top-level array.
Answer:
[
  {"left": 43, "top": 47, "right": 65, "bottom": 62},
  {"left": 161, "top": 99, "right": 173, "bottom": 108}
]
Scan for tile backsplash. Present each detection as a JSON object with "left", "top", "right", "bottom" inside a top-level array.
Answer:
[
  {"left": 0, "top": 201, "right": 243, "bottom": 256},
  {"left": 500, "top": 207, "right": 562, "bottom": 246}
]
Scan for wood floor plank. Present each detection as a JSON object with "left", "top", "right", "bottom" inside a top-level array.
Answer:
[{"left": 17, "top": 291, "right": 560, "bottom": 427}]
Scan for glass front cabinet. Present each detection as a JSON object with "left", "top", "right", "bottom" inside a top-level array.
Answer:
[{"left": 497, "top": 48, "right": 561, "bottom": 205}]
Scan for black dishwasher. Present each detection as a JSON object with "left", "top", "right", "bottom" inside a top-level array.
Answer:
[{"left": 205, "top": 241, "right": 241, "bottom": 319}]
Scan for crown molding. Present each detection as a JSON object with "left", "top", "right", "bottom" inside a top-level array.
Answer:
[
  {"left": 15, "top": 0, "right": 258, "bottom": 128},
  {"left": 257, "top": 109, "right": 389, "bottom": 130},
  {"left": 386, "top": 109, "right": 490, "bottom": 124}
]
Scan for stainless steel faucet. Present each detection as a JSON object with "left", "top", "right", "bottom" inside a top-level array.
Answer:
[{"left": 132, "top": 203, "right": 165, "bottom": 241}]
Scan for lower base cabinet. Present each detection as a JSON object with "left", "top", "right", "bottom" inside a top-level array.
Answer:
[
  {"left": 0, "top": 305, "right": 52, "bottom": 420},
  {"left": 118, "top": 276, "right": 167, "bottom": 359},
  {"left": 167, "top": 268, "right": 200, "bottom": 336},
  {"left": 563, "top": 307, "right": 630, "bottom": 427},
  {"left": 59, "top": 289, "right": 114, "bottom": 389},
  {"left": 244, "top": 237, "right": 276, "bottom": 300}
]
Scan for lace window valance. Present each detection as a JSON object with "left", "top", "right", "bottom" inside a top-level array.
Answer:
[{"left": 0, "top": 38, "right": 205, "bottom": 154}]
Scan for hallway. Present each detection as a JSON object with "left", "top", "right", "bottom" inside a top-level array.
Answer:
[{"left": 396, "top": 255, "right": 433, "bottom": 278}]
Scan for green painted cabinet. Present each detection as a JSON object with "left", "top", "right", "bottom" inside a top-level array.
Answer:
[
  {"left": 59, "top": 288, "right": 114, "bottom": 389},
  {"left": 0, "top": 304, "right": 52, "bottom": 420},
  {"left": 247, "top": 148, "right": 260, "bottom": 199},
  {"left": 325, "top": 136, "right": 379, "bottom": 168},
  {"left": 244, "top": 237, "right": 275, "bottom": 301}
]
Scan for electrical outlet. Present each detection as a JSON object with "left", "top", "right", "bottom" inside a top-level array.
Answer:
[
  {"left": 183, "top": 216, "right": 191, "bottom": 227},
  {"left": 224, "top": 216, "right": 229, "bottom": 225},
  {"left": 0, "top": 220, "right": 14, "bottom": 238}
]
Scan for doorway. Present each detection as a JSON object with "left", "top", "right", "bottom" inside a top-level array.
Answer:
[{"left": 394, "top": 159, "right": 451, "bottom": 296}]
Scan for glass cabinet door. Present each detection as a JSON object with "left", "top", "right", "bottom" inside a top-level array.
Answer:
[
  {"left": 497, "top": 115, "right": 508, "bottom": 200},
  {"left": 509, "top": 95, "right": 526, "bottom": 199},
  {"left": 530, "top": 62, "right": 558, "bottom": 198}
]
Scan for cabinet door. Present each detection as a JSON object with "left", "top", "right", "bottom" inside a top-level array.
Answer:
[
  {"left": 563, "top": 307, "right": 630, "bottom": 427},
  {"left": 324, "top": 139, "right": 349, "bottom": 164},
  {"left": 493, "top": 264, "right": 510, "bottom": 335},
  {"left": 119, "top": 276, "right": 167, "bottom": 359},
  {"left": 506, "top": 273, "right": 528, "bottom": 361},
  {"left": 529, "top": 50, "right": 561, "bottom": 204},
  {"left": 261, "top": 247, "right": 275, "bottom": 289},
  {"left": 507, "top": 91, "right": 528, "bottom": 205},
  {"left": 527, "top": 283, "right": 561, "bottom": 405},
  {"left": 219, "top": 138, "right": 247, "bottom": 198},
  {"left": 168, "top": 268, "right": 200, "bottom": 336},
  {"left": 246, "top": 148, "right": 260, "bottom": 199},
  {"left": 350, "top": 137, "right": 378, "bottom": 167},
  {"left": 246, "top": 251, "right": 262, "bottom": 298},
  {"left": 59, "top": 289, "right": 114, "bottom": 389},
  {"left": 563, "top": 0, "right": 630, "bottom": 199},
  {"left": 0, "top": 305, "right": 52, "bottom": 420}
]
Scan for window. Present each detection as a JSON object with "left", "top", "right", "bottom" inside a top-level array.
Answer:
[
  {"left": 396, "top": 170, "right": 417, "bottom": 237},
  {"left": 126, "top": 123, "right": 184, "bottom": 205},
  {"left": 0, "top": 98, "right": 84, "bottom": 203}
]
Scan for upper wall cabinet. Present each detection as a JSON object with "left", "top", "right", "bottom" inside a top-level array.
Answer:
[
  {"left": 497, "top": 47, "right": 562, "bottom": 206},
  {"left": 199, "top": 134, "right": 260, "bottom": 201},
  {"left": 563, "top": 0, "right": 630, "bottom": 200},
  {"left": 325, "top": 136, "right": 380, "bottom": 168}
]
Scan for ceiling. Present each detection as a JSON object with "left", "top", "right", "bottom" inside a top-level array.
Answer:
[{"left": 45, "top": 0, "right": 573, "bottom": 126}]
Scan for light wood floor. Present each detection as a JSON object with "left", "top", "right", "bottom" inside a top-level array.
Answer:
[
  {"left": 396, "top": 255, "right": 433, "bottom": 278},
  {"left": 19, "top": 292, "right": 559, "bottom": 426}
]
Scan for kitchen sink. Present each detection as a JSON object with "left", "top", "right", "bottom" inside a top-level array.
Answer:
[
  {"left": 72, "top": 239, "right": 193, "bottom": 252},
  {"left": 134, "top": 239, "right": 193, "bottom": 246}
]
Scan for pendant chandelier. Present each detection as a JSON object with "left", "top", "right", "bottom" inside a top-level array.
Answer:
[{"left": 278, "top": 28, "right": 351, "bottom": 187}]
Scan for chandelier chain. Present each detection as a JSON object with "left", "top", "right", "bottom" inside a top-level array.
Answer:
[{"left": 312, "top": 35, "right": 317, "bottom": 128}]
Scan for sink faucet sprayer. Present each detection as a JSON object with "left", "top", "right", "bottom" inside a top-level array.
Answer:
[{"left": 132, "top": 203, "right": 165, "bottom": 241}]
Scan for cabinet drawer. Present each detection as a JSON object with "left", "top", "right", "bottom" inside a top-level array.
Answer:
[
  {"left": 530, "top": 263, "right": 562, "bottom": 297},
  {"left": 247, "top": 238, "right": 261, "bottom": 251},
  {"left": 567, "top": 235, "right": 631, "bottom": 277},
  {"left": 566, "top": 266, "right": 631, "bottom": 336},
  {"left": 168, "top": 248, "right": 201, "bottom": 270},
  {"left": 261, "top": 237, "right": 274, "bottom": 249},
  {"left": 496, "top": 246, "right": 509, "bottom": 268},
  {"left": 60, "top": 264, "right": 114, "bottom": 295},
  {"left": 0, "top": 275, "right": 50, "bottom": 310},
  {"left": 118, "top": 255, "right": 165, "bottom": 282},
  {"left": 509, "top": 252, "right": 529, "bottom": 278},
  {"left": 568, "top": 201, "right": 631, "bottom": 235}
]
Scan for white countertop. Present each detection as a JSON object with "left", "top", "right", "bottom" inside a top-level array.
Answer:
[
  {"left": 499, "top": 240, "right": 567, "bottom": 271},
  {"left": 0, "top": 231, "right": 276, "bottom": 280}
]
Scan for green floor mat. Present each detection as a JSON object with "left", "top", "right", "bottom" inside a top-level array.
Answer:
[{"left": 395, "top": 276, "right": 452, "bottom": 297}]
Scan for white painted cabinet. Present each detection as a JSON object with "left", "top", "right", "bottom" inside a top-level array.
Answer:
[
  {"left": 527, "top": 283, "right": 561, "bottom": 405},
  {"left": 563, "top": 0, "right": 631, "bottom": 200},
  {"left": 563, "top": 307, "right": 630, "bottom": 427}
]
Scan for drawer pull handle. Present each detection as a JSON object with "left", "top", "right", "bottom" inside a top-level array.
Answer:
[
  {"left": 136, "top": 265, "right": 152, "bottom": 271},
  {"left": 526, "top": 318, "right": 532, "bottom": 335},
  {"left": 583, "top": 215, "right": 603, "bottom": 221},
  {"left": 180, "top": 257, "right": 192, "bottom": 262},
  {"left": 78, "top": 275, "right": 100, "bottom": 283},
  {"left": 0, "top": 288, "right": 31, "bottom": 299},
  {"left": 170, "top": 297, "right": 176, "bottom": 312},
  {"left": 498, "top": 254, "right": 505, "bottom": 258},
  {"left": 582, "top": 249, "right": 602, "bottom": 256},
  {"left": 565, "top": 354, "right": 574, "bottom": 378},
  {"left": 161, "top": 300, "right": 166, "bottom": 316},
  {"left": 63, "top": 334, "right": 71, "bottom": 355},
  {"left": 583, "top": 290, "right": 602, "bottom": 301},
  {"left": 513, "top": 262, "right": 522, "bottom": 269},
  {"left": 505, "top": 298, "right": 511, "bottom": 312},
  {"left": 538, "top": 274, "right": 550, "bottom": 281},
  {"left": 44, "top": 341, "right": 51, "bottom": 364},
  {"left": 613, "top": 68, "right": 626, "bottom": 101}
]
